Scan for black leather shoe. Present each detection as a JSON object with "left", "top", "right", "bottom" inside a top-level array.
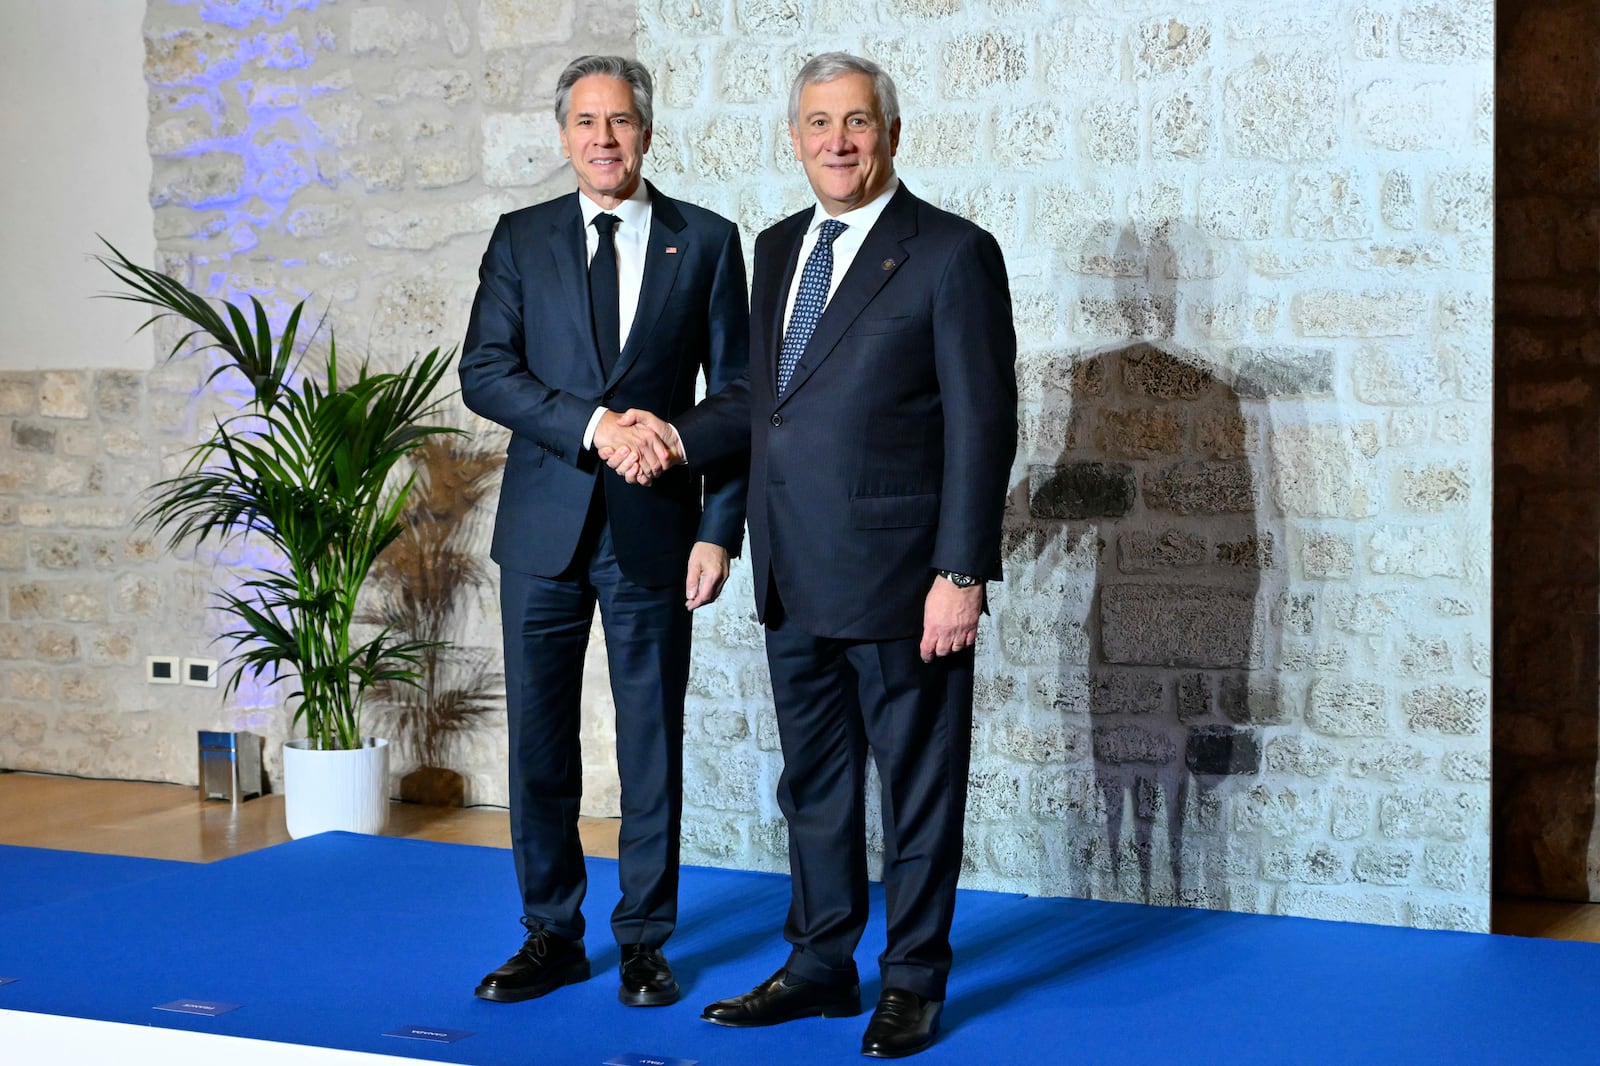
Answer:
[
  {"left": 474, "top": 925, "right": 589, "bottom": 1002},
  {"left": 618, "top": 944, "right": 679, "bottom": 1006},
  {"left": 701, "top": 968, "right": 861, "bottom": 1027},
  {"left": 860, "top": 987, "right": 943, "bottom": 1058}
]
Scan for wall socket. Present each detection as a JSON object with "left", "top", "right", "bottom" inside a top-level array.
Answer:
[
  {"left": 182, "top": 658, "right": 219, "bottom": 688},
  {"left": 147, "top": 655, "right": 219, "bottom": 686},
  {"left": 146, "top": 655, "right": 180, "bottom": 685}
]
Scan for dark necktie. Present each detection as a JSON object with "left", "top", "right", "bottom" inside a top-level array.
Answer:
[
  {"left": 589, "top": 212, "right": 621, "bottom": 375},
  {"left": 778, "top": 218, "right": 847, "bottom": 395}
]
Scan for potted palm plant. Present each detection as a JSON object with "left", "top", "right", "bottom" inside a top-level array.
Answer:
[{"left": 97, "top": 241, "right": 457, "bottom": 837}]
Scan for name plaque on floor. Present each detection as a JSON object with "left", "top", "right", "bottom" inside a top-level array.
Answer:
[
  {"left": 154, "top": 999, "right": 242, "bottom": 1017},
  {"left": 604, "top": 1053, "right": 698, "bottom": 1066},
  {"left": 385, "top": 1025, "right": 474, "bottom": 1044}
]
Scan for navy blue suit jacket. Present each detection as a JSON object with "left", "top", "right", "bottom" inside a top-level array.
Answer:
[
  {"left": 679, "top": 184, "right": 1017, "bottom": 638},
  {"left": 461, "top": 184, "right": 749, "bottom": 588}
]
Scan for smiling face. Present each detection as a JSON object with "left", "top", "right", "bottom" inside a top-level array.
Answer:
[
  {"left": 789, "top": 71, "right": 899, "bottom": 217},
  {"left": 559, "top": 74, "right": 651, "bottom": 208}
]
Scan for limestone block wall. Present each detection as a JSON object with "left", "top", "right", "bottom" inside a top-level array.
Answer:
[
  {"left": 1, "top": 0, "right": 1496, "bottom": 931},
  {"left": 642, "top": 0, "right": 1495, "bottom": 929},
  {"left": 0, "top": 0, "right": 636, "bottom": 814}
]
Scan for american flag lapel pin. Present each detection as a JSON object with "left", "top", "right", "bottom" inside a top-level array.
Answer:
[{"left": 665, "top": 246, "right": 678, "bottom": 254}]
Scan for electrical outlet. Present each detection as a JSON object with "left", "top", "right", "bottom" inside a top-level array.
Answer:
[
  {"left": 146, "top": 655, "right": 180, "bottom": 685},
  {"left": 182, "top": 657, "right": 219, "bottom": 688}
]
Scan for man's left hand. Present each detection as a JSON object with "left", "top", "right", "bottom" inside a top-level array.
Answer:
[
  {"left": 920, "top": 577, "right": 983, "bottom": 662},
  {"left": 685, "top": 541, "right": 730, "bottom": 611}
]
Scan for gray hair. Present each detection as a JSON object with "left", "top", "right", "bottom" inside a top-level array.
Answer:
[
  {"left": 787, "top": 52, "right": 900, "bottom": 128},
  {"left": 554, "top": 55, "right": 654, "bottom": 129}
]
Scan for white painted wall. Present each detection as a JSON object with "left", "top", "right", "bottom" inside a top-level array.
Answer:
[{"left": 0, "top": 1, "right": 155, "bottom": 371}]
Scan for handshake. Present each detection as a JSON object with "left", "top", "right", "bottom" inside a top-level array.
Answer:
[{"left": 594, "top": 408, "right": 683, "bottom": 487}]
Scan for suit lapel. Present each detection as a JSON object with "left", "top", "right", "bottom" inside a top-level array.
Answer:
[
  {"left": 610, "top": 184, "right": 686, "bottom": 387},
  {"left": 775, "top": 186, "right": 918, "bottom": 409},
  {"left": 545, "top": 193, "right": 603, "bottom": 379}
]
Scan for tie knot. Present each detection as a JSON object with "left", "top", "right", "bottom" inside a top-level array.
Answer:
[
  {"left": 593, "top": 212, "right": 620, "bottom": 235},
  {"left": 818, "top": 219, "right": 847, "bottom": 244}
]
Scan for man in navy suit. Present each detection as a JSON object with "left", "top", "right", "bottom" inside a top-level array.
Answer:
[
  {"left": 625, "top": 52, "right": 1016, "bottom": 1057},
  {"left": 458, "top": 55, "right": 748, "bottom": 1009}
]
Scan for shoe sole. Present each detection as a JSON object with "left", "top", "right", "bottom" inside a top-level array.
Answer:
[
  {"left": 474, "top": 957, "right": 591, "bottom": 1003},
  {"left": 861, "top": 1040, "right": 937, "bottom": 1059},
  {"left": 701, "top": 1000, "right": 863, "bottom": 1027},
  {"left": 619, "top": 981, "right": 681, "bottom": 1007}
]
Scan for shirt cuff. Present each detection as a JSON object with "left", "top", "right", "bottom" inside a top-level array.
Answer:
[{"left": 583, "top": 406, "right": 607, "bottom": 451}]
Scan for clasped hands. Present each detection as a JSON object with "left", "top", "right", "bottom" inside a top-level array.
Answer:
[
  {"left": 595, "top": 408, "right": 681, "bottom": 487},
  {"left": 595, "top": 409, "right": 726, "bottom": 610},
  {"left": 596, "top": 410, "right": 981, "bottom": 636}
]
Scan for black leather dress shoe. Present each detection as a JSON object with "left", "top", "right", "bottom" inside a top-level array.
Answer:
[
  {"left": 474, "top": 926, "right": 589, "bottom": 1002},
  {"left": 860, "top": 987, "right": 943, "bottom": 1058},
  {"left": 701, "top": 968, "right": 861, "bottom": 1027},
  {"left": 618, "top": 944, "right": 679, "bottom": 1006}
]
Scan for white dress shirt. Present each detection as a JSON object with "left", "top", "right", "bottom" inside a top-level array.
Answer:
[
  {"left": 579, "top": 184, "right": 651, "bottom": 450},
  {"left": 780, "top": 177, "right": 901, "bottom": 342}
]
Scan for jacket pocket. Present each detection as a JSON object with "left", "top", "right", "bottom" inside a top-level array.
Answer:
[
  {"left": 850, "top": 314, "right": 917, "bottom": 336},
  {"left": 850, "top": 492, "right": 939, "bottom": 529}
]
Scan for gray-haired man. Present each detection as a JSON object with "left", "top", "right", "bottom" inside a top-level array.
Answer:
[{"left": 667, "top": 52, "right": 1018, "bottom": 1057}]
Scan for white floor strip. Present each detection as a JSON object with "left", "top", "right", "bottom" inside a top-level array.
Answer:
[{"left": 0, "top": 1008, "right": 434, "bottom": 1064}]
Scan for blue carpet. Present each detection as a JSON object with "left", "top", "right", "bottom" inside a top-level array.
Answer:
[
  {"left": 0, "top": 845, "right": 193, "bottom": 914},
  {"left": 2, "top": 834, "right": 1598, "bottom": 1064}
]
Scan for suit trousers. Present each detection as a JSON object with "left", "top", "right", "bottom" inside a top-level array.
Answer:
[
  {"left": 499, "top": 487, "right": 691, "bottom": 947},
  {"left": 763, "top": 606, "right": 975, "bottom": 1002}
]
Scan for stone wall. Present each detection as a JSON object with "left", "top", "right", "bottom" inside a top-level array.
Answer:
[
  {"left": 1, "top": 366, "right": 199, "bottom": 781},
  {"left": 1493, "top": 0, "right": 1600, "bottom": 902},
  {"left": 643, "top": 0, "right": 1495, "bottom": 930},
  {"left": 1, "top": 0, "right": 1498, "bottom": 931},
  {"left": 0, "top": 0, "right": 636, "bottom": 814}
]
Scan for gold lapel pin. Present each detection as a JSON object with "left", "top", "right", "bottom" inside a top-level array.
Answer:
[{"left": 882, "top": 258, "right": 896, "bottom": 270}]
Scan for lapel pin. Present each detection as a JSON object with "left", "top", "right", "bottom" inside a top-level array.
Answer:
[
  {"left": 665, "top": 246, "right": 678, "bottom": 254},
  {"left": 882, "top": 258, "right": 896, "bottom": 270}
]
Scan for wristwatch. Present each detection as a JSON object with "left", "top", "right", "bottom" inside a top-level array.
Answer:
[{"left": 936, "top": 569, "right": 982, "bottom": 589}]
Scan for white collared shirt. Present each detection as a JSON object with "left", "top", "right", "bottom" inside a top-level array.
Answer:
[
  {"left": 579, "top": 183, "right": 652, "bottom": 450},
  {"left": 780, "top": 177, "right": 900, "bottom": 342}
]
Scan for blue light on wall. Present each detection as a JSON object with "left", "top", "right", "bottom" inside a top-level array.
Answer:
[{"left": 157, "top": 2, "right": 338, "bottom": 717}]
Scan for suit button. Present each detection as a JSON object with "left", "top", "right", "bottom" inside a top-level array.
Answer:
[
  {"left": 770, "top": 414, "right": 782, "bottom": 427},
  {"left": 603, "top": 389, "right": 616, "bottom": 402}
]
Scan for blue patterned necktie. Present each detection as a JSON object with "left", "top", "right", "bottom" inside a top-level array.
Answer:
[{"left": 778, "top": 218, "right": 847, "bottom": 395}]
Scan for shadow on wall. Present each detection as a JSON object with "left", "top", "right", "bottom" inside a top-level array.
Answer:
[{"left": 1011, "top": 224, "right": 1307, "bottom": 910}]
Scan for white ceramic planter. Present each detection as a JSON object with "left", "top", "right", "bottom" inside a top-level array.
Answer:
[{"left": 281, "top": 737, "right": 390, "bottom": 839}]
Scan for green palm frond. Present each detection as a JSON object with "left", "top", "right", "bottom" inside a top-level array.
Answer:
[
  {"left": 98, "top": 239, "right": 461, "bottom": 750},
  {"left": 95, "top": 238, "right": 308, "bottom": 408}
]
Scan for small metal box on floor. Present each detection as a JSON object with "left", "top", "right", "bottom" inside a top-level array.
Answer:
[{"left": 198, "top": 730, "right": 262, "bottom": 803}]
